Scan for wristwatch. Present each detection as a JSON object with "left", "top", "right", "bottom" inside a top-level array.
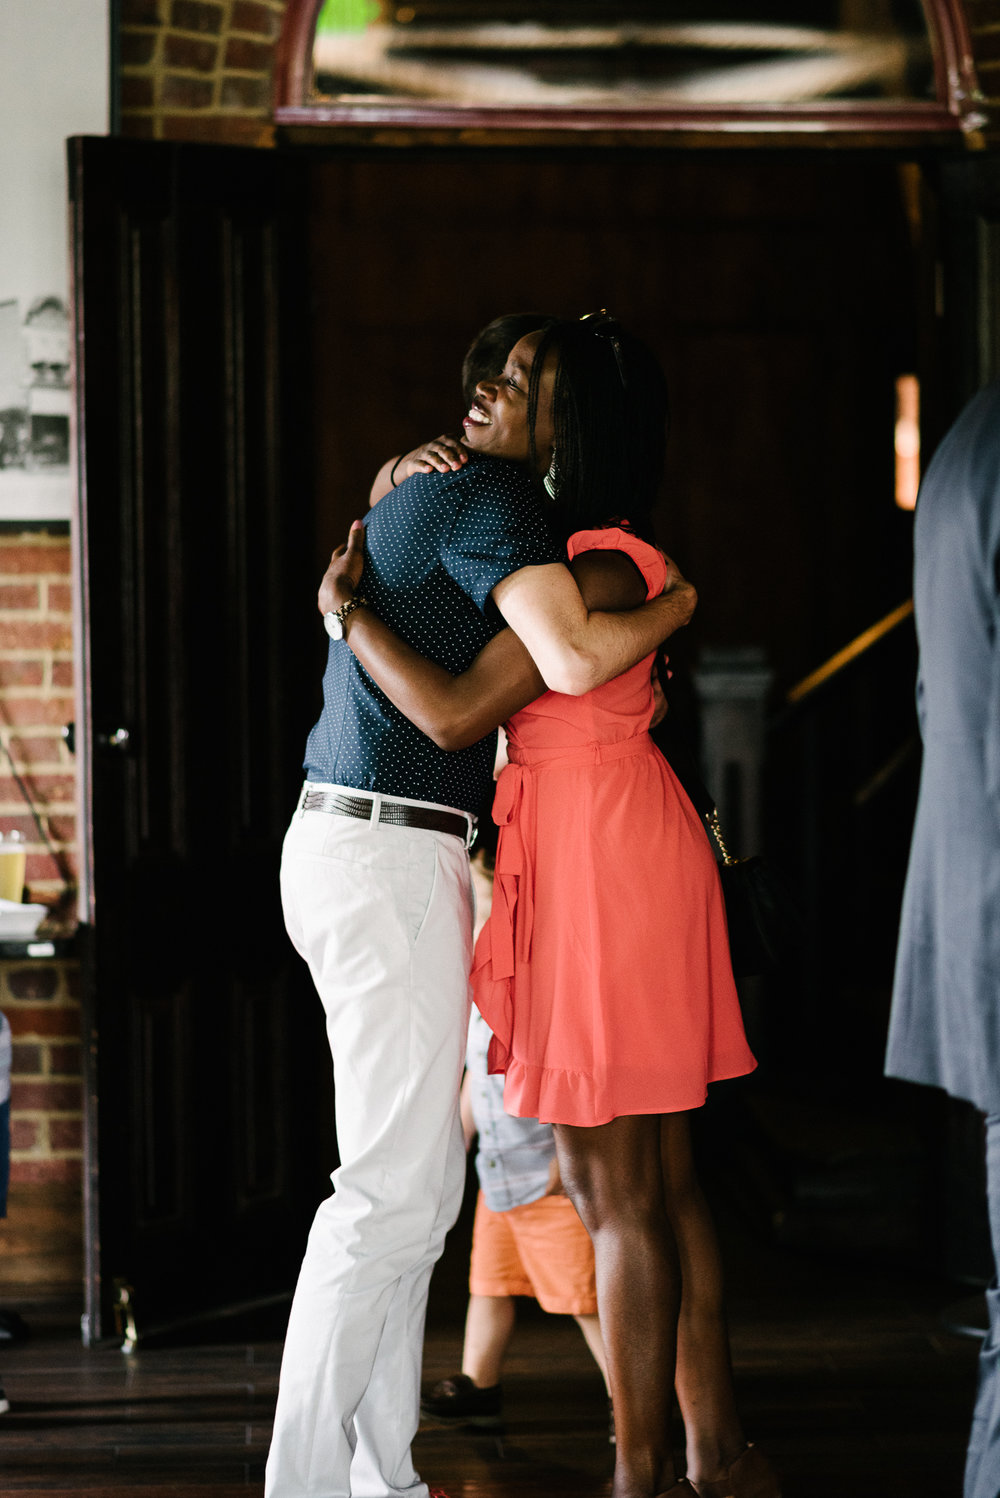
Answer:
[{"left": 324, "top": 595, "right": 368, "bottom": 640}]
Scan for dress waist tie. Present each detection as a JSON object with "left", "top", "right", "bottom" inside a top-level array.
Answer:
[
  {"left": 480, "top": 731, "right": 653, "bottom": 1077},
  {"left": 488, "top": 732, "right": 654, "bottom": 981}
]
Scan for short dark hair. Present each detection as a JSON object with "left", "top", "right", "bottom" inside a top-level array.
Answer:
[
  {"left": 527, "top": 316, "right": 668, "bottom": 545},
  {"left": 461, "top": 313, "right": 551, "bottom": 407}
]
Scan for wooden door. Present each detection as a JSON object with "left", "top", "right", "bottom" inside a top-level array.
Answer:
[{"left": 70, "top": 136, "right": 329, "bottom": 1343}]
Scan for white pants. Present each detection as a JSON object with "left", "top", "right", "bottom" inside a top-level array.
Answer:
[{"left": 266, "top": 793, "right": 475, "bottom": 1498}]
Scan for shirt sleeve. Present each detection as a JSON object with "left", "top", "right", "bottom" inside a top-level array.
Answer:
[{"left": 441, "top": 457, "right": 561, "bottom": 612}]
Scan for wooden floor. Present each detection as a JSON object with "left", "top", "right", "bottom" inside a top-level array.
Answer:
[{"left": 0, "top": 1240, "right": 982, "bottom": 1498}]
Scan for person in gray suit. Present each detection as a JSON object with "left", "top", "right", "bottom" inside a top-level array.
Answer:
[{"left": 887, "top": 379, "right": 1000, "bottom": 1498}]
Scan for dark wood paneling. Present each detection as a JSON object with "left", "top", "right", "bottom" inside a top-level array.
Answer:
[{"left": 306, "top": 151, "right": 920, "bottom": 690}]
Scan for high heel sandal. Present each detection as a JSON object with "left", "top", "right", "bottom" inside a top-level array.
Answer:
[{"left": 688, "top": 1442, "right": 781, "bottom": 1498}]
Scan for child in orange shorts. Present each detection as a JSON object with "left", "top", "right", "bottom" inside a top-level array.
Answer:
[{"left": 421, "top": 1005, "right": 610, "bottom": 1434}]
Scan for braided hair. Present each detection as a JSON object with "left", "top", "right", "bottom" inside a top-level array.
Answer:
[{"left": 526, "top": 316, "right": 668, "bottom": 545}]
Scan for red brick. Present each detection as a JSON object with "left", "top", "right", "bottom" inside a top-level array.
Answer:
[
  {"left": 11, "top": 1042, "right": 43, "bottom": 1075},
  {"left": 224, "top": 36, "right": 273, "bottom": 70},
  {"left": 10, "top": 1156, "right": 81, "bottom": 1184},
  {"left": 162, "top": 72, "right": 215, "bottom": 108},
  {"left": 121, "top": 115, "right": 158, "bottom": 138},
  {"left": 161, "top": 113, "right": 274, "bottom": 145},
  {"left": 0, "top": 545, "right": 70, "bottom": 576},
  {"left": 0, "top": 659, "right": 44, "bottom": 688},
  {"left": 231, "top": 1, "right": 281, "bottom": 39},
  {"left": 25, "top": 889, "right": 61, "bottom": 907},
  {"left": 6, "top": 734, "right": 64, "bottom": 766},
  {"left": 164, "top": 32, "right": 219, "bottom": 69},
  {"left": 65, "top": 966, "right": 82, "bottom": 999},
  {"left": 122, "top": 74, "right": 156, "bottom": 109},
  {"left": 49, "top": 1042, "right": 82, "bottom": 1076},
  {"left": 122, "top": 0, "right": 165, "bottom": 21},
  {"left": 10, "top": 1117, "right": 40, "bottom": 1151},
  {"left": 48, "top": 1117, "right": 84, "bottom": 1152},
  {"left": 47, "top": 582, "right": 73, "bottom": 613},
  {"left": 0, "top": 694, "right": 75, "bottom": 725},
  {"left": 0, "top": 583, "right": 40, "bottom": 609},
  {"left": 220, "top": 73, "right": 271, "bottom": 110},
  {"left": 0, "top": 814, "right": 37, "bottom": 840},
  {"left": 972, "top": 29, "right": 1000, "bottom": 63},
  {"left": 170, "top": 0, "right": 225, "bottom": 33},
  {"left": 11, "top": 1080, "right": 82, "bottom": 1112},
  {"left": 50, "top": 661, "right": 74, "bottom": 690},
  {"left": 121, "top": 30, "right": 159, "bottom": 66},
  {"left": 6, "top": 967, "right": 59, "bottom": 1002},
  {"left": 0, "top": 775, "right": 75, "bottom": 804},
  {"left": 26, "top": 851, "right": 69, "bottom": 883},
  {"left": 46, "top": 816, "right": 77, "bottom": 844},
  {"left": 0, "top": 621, "right": 73, "bottom": 650},
  {"left": 4, "top": 1006, "right": 79, "bottom": 1038}
]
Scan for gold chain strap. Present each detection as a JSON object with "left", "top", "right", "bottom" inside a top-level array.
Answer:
[{"left": 706, "top": 808, "right": 737, "bottom": 867}]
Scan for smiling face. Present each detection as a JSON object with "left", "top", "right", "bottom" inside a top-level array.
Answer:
[{"left": 462, "top": 331, "right": 557, "bottom": 474}]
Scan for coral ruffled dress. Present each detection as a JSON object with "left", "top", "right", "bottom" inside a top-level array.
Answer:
[{"left": 473, "top": 526, "right": 757, "bottom": 1127}]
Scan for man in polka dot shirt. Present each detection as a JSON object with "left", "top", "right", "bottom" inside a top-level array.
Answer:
[{"left": 267, "top": 344, "right": 694, "bottom": 1498}]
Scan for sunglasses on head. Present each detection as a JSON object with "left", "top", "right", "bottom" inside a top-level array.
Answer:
[{"left": 579, "top": 310, "right": 627, "bottom": 389}]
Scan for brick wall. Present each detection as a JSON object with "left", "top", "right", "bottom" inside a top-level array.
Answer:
[
  {"left": 120, "top": 0, "right": 292, "bottom": 146},
  {"left": 964, "top": 0, "right": 1000, "bottom": 126},
  {"left": 0, "top": 528, "right": 82, "bottom": 1289},
  {"left": 117, "top": 2, "right": 1000, "bottom": 150},
  {"left": 3, "top": 960, "right": 81, "bottom": 1188}
]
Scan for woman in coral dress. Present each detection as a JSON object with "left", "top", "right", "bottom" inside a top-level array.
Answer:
[
  {"left": 476, "top": 521, "right": 753, "bottom": 1128},
  {"left": 322, "top": 315, "right": 778, "bottom": 1498}
]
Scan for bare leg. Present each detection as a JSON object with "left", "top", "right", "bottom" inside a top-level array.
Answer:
[
  {"left": 660, "top": 1114, "right": 745, "bottom": 1484},
  {"left": 461, "top": 1294, "right": 516, "bottom": 1388},
  {"left": 555, "top": 1115, "right": 681, "bottom": 1498},
  {"left": 574, "top": 1311, "right": 611, "bottom": 1393}
]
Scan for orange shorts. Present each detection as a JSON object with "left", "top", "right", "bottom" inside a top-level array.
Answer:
[{"left": 468, "top": 1189, "right": 597, "bottom": 1315}]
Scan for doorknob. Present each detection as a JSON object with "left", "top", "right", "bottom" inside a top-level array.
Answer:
[{"left": 98, "top": 727, "right": 131, "bottom": 751}]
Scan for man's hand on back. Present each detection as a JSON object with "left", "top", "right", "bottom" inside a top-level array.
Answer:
[{"left": 319, "top": 520, "right": 366, "bottom": 615}]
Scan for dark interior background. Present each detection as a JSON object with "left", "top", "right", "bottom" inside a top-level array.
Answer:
[{"left": 305, "top": 150, "right": 920, "bottom": 691}]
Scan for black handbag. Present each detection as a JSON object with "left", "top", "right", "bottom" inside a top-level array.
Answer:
[
  {"left": 704, "top": 808, "right": 804, "bottom": 978},
  {"left": 654, "top": 720, "right": 803, "bottom": 978}
]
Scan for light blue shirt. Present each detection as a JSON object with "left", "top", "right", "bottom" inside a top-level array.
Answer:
[{"left": 466, "top": 1008, "right": 555, "bottom": 1212}]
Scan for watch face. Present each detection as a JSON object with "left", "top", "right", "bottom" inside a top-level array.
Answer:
[{"left": 324, "top": 611, "right": 344, "bottom": 641}]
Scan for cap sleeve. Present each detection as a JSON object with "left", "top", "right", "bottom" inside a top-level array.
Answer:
[{"left": 566, "top": 526, "right": 667, "bottom": 601}]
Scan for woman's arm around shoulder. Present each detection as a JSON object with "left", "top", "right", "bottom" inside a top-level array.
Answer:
[
  {"left": 317, "top": 528, "right": 650, "bottom": 751},
  {"left": 490, "top": 547, "right": 695, "bottom": 696},
  {"left": 319, "top": 523, "right": 543, "bottom": 751}
]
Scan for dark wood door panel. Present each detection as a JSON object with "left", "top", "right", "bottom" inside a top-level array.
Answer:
[{"left": 71, "top": 136, "right": 325, "bottom": 1342}]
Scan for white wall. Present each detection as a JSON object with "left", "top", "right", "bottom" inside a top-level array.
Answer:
[
  {"left": 0, "top": 0, "right": 109, "bottom": 312},
  {"left": 0, "top": 0, "right": 109, "bottom": 519}
]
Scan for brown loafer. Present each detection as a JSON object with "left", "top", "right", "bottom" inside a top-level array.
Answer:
[{"left": 688, "top": 1443, "right": 781, "bottom": 1498}]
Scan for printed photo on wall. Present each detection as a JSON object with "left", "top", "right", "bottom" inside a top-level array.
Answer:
[{"left": 0, "top": 296, "right": 70, "bottom": 473}]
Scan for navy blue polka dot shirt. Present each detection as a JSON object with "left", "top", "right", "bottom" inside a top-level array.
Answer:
[{"left": 303, "top": 455, "right": 561, "bottom": 814}]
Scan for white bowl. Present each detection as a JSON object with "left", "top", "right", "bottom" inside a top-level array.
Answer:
[{"left": 0, "top": 901, "right": 48, "bottom": 940}]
